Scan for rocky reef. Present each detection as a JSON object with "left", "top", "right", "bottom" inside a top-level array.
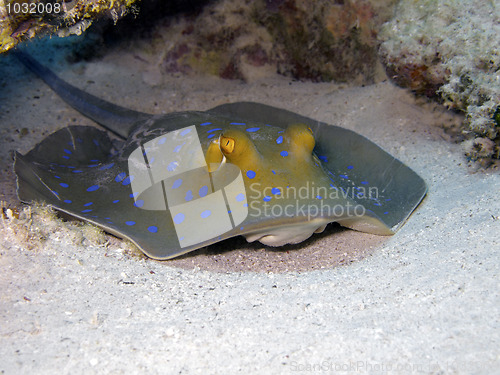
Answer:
[
  {"left": 379, "top": 0, "right": 499, "bottom": 166},
  {"left": 128, "top": 0, "right": 396, "bottom": 84},
  {"left": 0, "top": 0, "right": 138, "bottom": 53}
]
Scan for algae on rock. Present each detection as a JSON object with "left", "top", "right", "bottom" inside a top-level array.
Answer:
[
  {"left": 379, "top": 0, "right": 500, "bottom": 165},
  {"left": 0, "top": 0, "right": 138, "bottom": 53},
  {"left": 130, "top": 0, "right": 396, "bottom": 84}
]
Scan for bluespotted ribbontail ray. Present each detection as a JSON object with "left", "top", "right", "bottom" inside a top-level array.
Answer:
[{"left": 13, "top": 51, "right": 427, "bottom": 260}]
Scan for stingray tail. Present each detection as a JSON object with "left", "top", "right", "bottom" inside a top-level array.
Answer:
[{"left": 13, "top": 50, "right": 153, "bottom": 139}]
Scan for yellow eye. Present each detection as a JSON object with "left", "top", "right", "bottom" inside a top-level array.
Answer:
[
  {"left": 220, "top": 135, "right": 235, "bottom": 154},
  {"left": 285, "top": 123, "right": 315, "bottom": 154},
  {"left": 216, "top": 129, "right": 261, "bottom": 169}
]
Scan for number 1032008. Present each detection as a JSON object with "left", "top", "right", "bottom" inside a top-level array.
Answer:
[{"left": 6, "top": 2, "right": 62, "bottom": 14}]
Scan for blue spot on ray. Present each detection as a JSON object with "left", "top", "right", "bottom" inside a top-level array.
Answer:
[
  {"left": 208, "top": 134, "right": 216, "bottom": 139},
  {"left": 276, "top": 136, "right": 283, "bottom": 144},
  {"left": 148, "top": 226, "right": 158, "bottom": 233},
  {"left": 60, "top": 183, "right": 69, "bottom": 188},
  {"left": 126, "top": 221, "right": 136, "bottom": 226},
  {"left": 200, "top": 122, "right": 212, "bottom": 126},
  {"left": 87, "top": 185, "right": 99, "bottom": 192},
  {"left": 174, "top": 213, "right": 185, "bottom": 224},
  {"left": 64, "top": 149, "right": 72, "bottom": 154},
  {"left": 199, "top": 185, "right": 208, "bottom": 197},
  {"left": 207, "top": 128, "right": 223, "bottom": 133},
  {"left": 99, "top": 163, "right": 114, "bottom": 170},
  {"left": 167, "top": 161, "right": 178, "bottom": 171},
  {"left": 246, "top": 127, "right": 260, "bottom": 132},
  {"left": 115, "top": 172, "right": 126, "bottom": 182},
  {"left": 122, "top": 176, "right": 134, "bottom": 185},
  {"left": 280, "top": 151, "right": 288, "bottom": 157},
  {"left": 84, "top": 202, "right": 93, "bottom": 207}
]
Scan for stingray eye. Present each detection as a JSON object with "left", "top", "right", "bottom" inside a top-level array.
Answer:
[
  {"left": 286, "top": 123, "right": 315, "bottom": 153},
  {"left": 220, "top": 135, "right": 235, "bottom": 154}
]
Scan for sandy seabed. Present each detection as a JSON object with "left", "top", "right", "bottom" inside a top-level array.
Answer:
[{"left": 0, "top": 40, "right": 499, "bottom": 374}]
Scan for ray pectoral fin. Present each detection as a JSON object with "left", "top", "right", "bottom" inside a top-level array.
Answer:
[
  {"left": 337, "top": 215, "right": 395, "bottom": 236},
  {"left": 14, "top": 152, "right": 60, "bottom": 203}
]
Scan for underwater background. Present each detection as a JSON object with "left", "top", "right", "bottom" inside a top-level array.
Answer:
[{"left": 0, "top": 0, "right": 499, "bottom": 373}]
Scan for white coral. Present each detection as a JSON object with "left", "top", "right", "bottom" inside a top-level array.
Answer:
[{"left": 379, "top": 0, "right": 500, "bottom": 158}]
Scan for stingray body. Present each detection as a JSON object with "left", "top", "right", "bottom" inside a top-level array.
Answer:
[{"left": 13, "top": 52, "right": 427, "bottom": 260}]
